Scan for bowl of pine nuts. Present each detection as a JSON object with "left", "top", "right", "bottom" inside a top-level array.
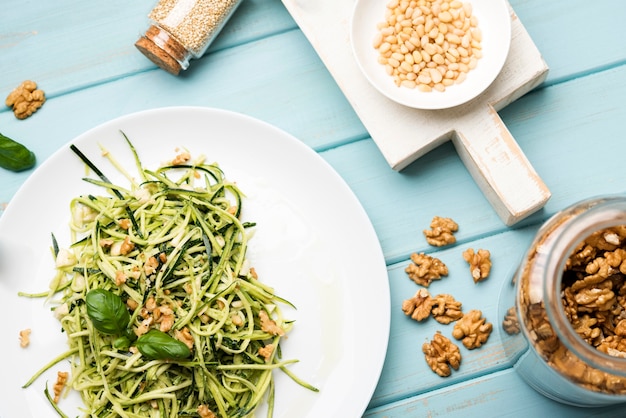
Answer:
[{"left": 351, "top": 0, "right": 511, "bottom": 110}]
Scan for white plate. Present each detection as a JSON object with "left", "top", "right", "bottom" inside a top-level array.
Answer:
[
  {"left": 0, "top": 107, "right": 390, "bottom": 417},
  {"left": 351, "top": 0, "right": 511, "bottom": 109}
]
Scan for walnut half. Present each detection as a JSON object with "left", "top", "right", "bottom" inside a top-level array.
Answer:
[
  {"left": 405, "top": 252, "right": 448, "bottom": 287},
  {"left": 422, "top": 332, "right": 462, "bottom": 377},
  {"left": 462, "top": 248, "right": 492, "bottom": 283},
  {"left": 402, "top": 288, "right": 434, "bottom": 321},
  {"left": 5, "top": 80, "right": 46, "bottom": 119},
  {"left": 423, "top": 216, "right": 458, "bottom": 247},
  {"left": 502, "top": 307, "right": 521, "bottom": 335},
  {"left": 452, "top": 309, "right": 493, "bottom": 349},
  {"left": 430, "top": 293, "right": 463, "bottom": 324}
]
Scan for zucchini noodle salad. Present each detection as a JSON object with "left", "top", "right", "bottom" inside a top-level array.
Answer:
[{"left": 21, "top": 133, "right": 317, "bottom": 417}]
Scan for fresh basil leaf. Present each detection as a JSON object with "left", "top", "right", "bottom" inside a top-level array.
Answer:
[
  {"left": 0, "top": 132, "right": 36, "bottom": 172},
  {"left": 86, "top": 289, "right": 130, "bottom": 335},
  {"left": 136, "top": 329, "right": 191, "bottom": 360}
]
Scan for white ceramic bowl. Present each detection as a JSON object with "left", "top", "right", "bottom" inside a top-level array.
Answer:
[{"left": 351, "top": 0, "right": 511, "bottom": 109}]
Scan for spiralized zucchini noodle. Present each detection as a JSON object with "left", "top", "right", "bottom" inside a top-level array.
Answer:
[{"left": 22, "top": 134, "right": 317, "bottom": 417}]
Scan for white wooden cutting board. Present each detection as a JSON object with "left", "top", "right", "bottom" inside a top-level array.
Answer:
[{"left": 280, "top": 0, "right": 550, "bottom": 226}]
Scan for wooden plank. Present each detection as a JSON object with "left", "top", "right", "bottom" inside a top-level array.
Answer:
[
  {"left": 364, "top": 369, "right": 624, "bottom": 417},
  {"left": 0, "top": 0, "right": 297, "bottom": 95},
  {"left": 366, "top": 226, "right": 535, "bottom": 408},
  {"left": 511, "top": 0, "right": 626, "bottom": 85}
]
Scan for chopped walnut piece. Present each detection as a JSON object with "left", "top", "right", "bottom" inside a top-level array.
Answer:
[
  {"left": 53, "top": 371, "right": 69, "bottom": 403},
  {"left": 19, "top": 328, "right": 31, "bottom": 348},
  {"left": 157, "top": 306, "right": 175, "bottom": 332},
  {"left": 462, "top": 248, "right": 492, "bottom": 283},
  {"left": 197, "top": 405, "right": 217, "bottom": 418},
  {"left": 118, "top": 218, "right": 131, "bottom": 230},
  {"left": 452, "top": 309, "right": 493, "bottom": 349},
  {"left": 402, "top": 288, "right": 434, "bottom": 321},
  {"left": 405, "top": 252, "right": 448, "bottom": 287},
  {"left": 572, "top": 314, "right": 603, "bottom": 345},
  {"left": 259, "top": 310, "right": 285, "bottom": 336},
  {"left": 175, "top": 327, "right": 194, "bottom": 350},
  {"left": 502, "top": 307, "right": 520, "bottom": 335},
  {"left": 115, "top": 270, "right": 127, "bottom": 286},
  {"left": 258, "top": 343, "right": 275, "bottom": 360},
  {"left": 422, "top": 332, "right": 461, "bottom": 377},
  {"left": 171, "top": 151, "right": 191, "bottom": 165},
  {"left": 134, "top": 316, "right": 153, "bottom": 337},
  {"left": 144, "top": 256, "right": 159, "bottom": 276},
  {"left": 5, "top": 80, "right": 46, "bottom": 119},
  {"left": 423, "top": 216, "right": 458, "bottom": 247},
  {"left": 119, "top": 236, "right": 135, "bottom": 256},
  {"left": 430, "top": 294, "right": 463, "bottom": 324},
  {"left": 597, "top": 336, "right": 626, "bottom": 358}
]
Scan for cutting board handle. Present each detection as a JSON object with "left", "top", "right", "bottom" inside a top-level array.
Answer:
[{"left": 453, "top": 104, "right": 551, "bottom": 225}]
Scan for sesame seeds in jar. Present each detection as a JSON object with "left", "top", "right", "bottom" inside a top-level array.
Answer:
[{"left": 135, "top": 0, "right": 242, "bottom": 75}]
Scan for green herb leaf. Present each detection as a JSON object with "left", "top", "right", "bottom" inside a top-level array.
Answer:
[
  {"left": 85, "top": 289, "right": 130, "bottom": 335},
  {"left": 0, "top": 132, "right": 36, "bottom": 172},
  {"left": 136, "top": 329, "right": 191, "bottom": 360}
]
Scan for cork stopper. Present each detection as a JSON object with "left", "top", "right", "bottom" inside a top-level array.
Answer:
[{"left": 135, "top": 25, "right": 190, "bottom": 75}]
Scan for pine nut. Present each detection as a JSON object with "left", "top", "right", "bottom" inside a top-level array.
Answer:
[
  {"left": 373, "top": 0, "right": 482, "bottom": 92},
  {"left": 418, "top": 83, "right": 432, "bottom": 92},
  {"left": 430, "top": 68, "right": 443, "bottom": 83},
  {"left": 418, "top": 73, "right": 432, "bottom": 84}
]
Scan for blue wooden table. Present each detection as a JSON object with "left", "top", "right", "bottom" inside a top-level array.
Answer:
[{"left": 2, "top": 0, "right": 626, "bottom": 416}]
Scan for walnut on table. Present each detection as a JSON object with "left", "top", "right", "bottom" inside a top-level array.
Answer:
[
  {"left": 462, "top": 248, "right": 492, "bottom": 283},
  {"left": 430, "top": 293, "right": 463, "bottom": 324},
  {"left": 402, "top": 288, "right": 434, "bottom": 321},
  {"left": 5, "top": 80, "right": 45, "bottom": 119},
  {"left": 423, "top": 216, "right": 458, "bottom": 247},
  {"left": 502, "top": 306, "right": 520, "bottom": 335},
  {"left": 405, "top": 252, "right": 448, "bottom": 287},
  {"left": 452, "top": 309, "right": 493, "bottom": 349},
  {"left": 422, "top": 332, "right": 462, "bottom": 377},
  {"left": 402, "top": 289, "right": 463, "bottom": 324}
]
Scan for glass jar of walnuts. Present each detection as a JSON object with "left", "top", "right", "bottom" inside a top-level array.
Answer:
[{"left": 502, "top": 196, "right": 626, "bottom": 406}]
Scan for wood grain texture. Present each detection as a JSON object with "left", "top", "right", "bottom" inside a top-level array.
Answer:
[{"left": 2, "top": 0, "right": 626, "bottom": 415}]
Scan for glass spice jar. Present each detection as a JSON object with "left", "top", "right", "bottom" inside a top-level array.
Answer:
[
  {"left": 135, "top": 0, "right": 243, "bottom": 75},
  {"left": 500, "top": 196, "right": 626, "bottom": 406}
]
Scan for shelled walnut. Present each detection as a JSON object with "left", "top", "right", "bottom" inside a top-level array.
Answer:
[
  {"left": 402, "top": 288, "right": 434, "bottom": 321},
  {"left": 502, "top": 307, "right": 520, "bottom": 335},
  {"left": 452, "top": 309, "right": 492, "bottom": 349},
  {"left": 423, "top": 216, "right": 458, "bottom": 247},
  {"left": 462, "top": 248, "right": 491, "bottom": 283},
  {"left": 402, "top": 289, "right": 463, "bottom": 324},
  {"left": 430, "top": 293, "right": 463, "bottom": 324},
  {"left": 5, "top": 80, "right": 45, "bottom": 119},
  {"left": 422, "top": 332, "right": 462, "bottom": 377},
  {"left": 405, "top": 252, "right": 448, "bottom": 287}
]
